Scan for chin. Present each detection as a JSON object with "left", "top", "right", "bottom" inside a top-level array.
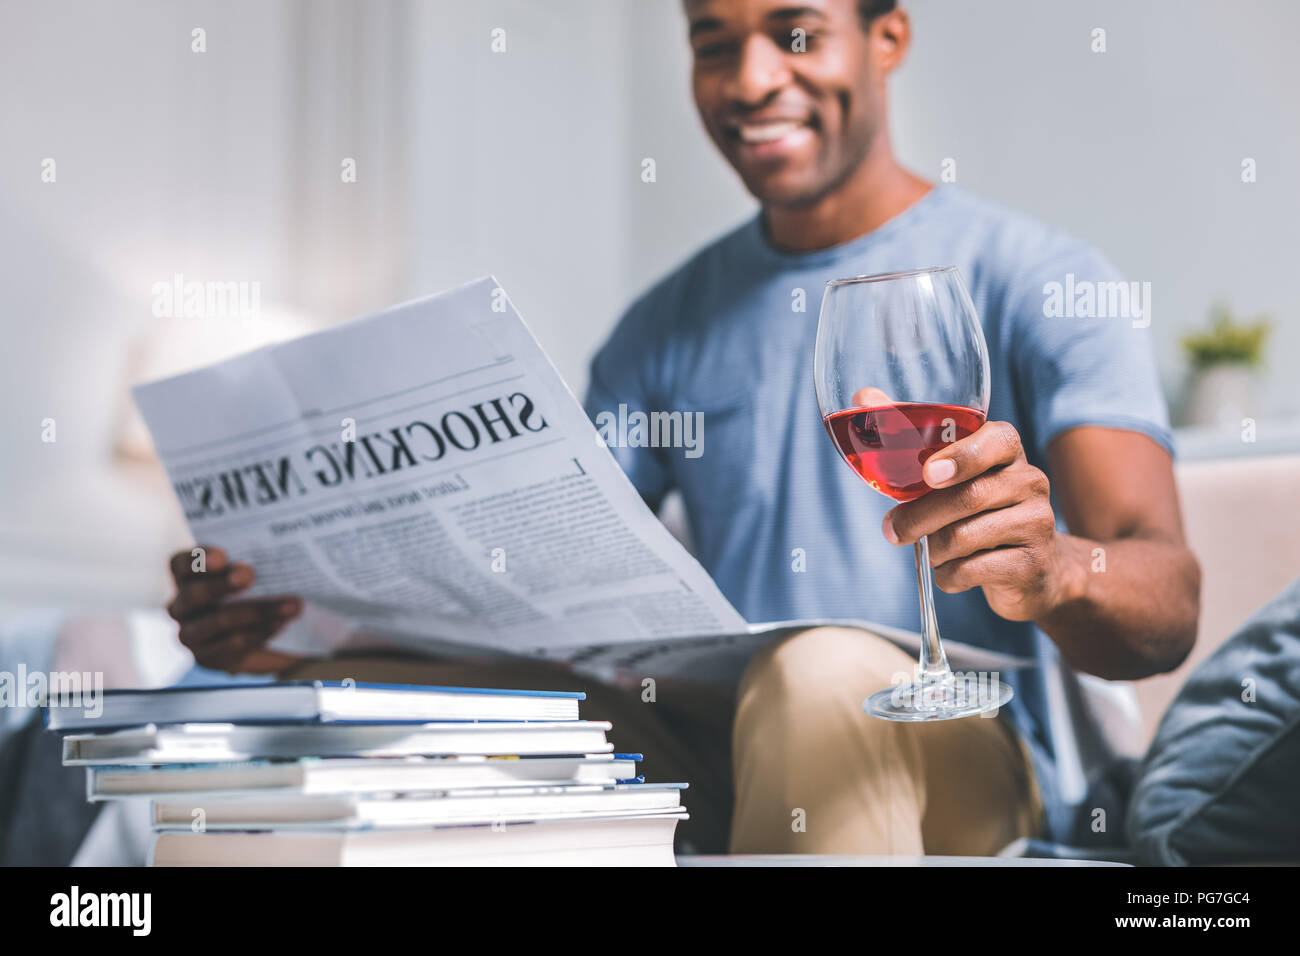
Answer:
[{"left": 741, "top": 169, "right": 828, "bottom": 207}]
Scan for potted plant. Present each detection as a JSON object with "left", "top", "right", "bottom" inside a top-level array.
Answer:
[{"left": 1179, "top": 305, "right": 1270, "bottom": 427}]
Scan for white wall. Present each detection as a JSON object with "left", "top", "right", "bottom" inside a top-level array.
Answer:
[
  {"left": 400, "top": 0, "right": 638, "bottom": 395},
  {"left": 0, "top": 0, "right": 1294, "bottom": 611},
  {"left": 0, "top": 0, "right": 309, "bottom": 610}
]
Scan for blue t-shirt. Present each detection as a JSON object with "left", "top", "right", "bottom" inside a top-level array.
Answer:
[{"left": 585, "top": 185, "right": 1172, "bottom": 836}]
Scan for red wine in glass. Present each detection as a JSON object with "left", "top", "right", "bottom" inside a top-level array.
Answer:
[{"left": 823, "top": 402, "right": 986, "bottom": 502}]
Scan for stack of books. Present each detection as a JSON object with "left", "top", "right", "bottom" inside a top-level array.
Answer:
[{"left": 47, "top": 681, "right": 687, "bottom": 866}]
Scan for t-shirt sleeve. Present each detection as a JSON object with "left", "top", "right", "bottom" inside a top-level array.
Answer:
[
  {"left": 583, "top": 300, "right": 675, "bottom": 512},
  {"left": 1007, "top": 240, "right": 1173, "bottom": 462}
]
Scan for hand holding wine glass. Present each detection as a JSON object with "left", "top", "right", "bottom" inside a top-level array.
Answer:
[
  {"left": 881, "top": 415, "right": 1073, "bottom": 627},
  {"left": 815, "top": 266, "right": 1059, "bottom": 720}
]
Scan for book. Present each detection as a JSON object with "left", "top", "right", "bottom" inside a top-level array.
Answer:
[
  {"left": 149, "top": 812, "right": 685, "bottom": 866},
  {"left": 46, "top": 681, "right": 584, "bottom": 732},
  {"left": 62, "top": 721, "right": 612, "bottom": 765},
  {"left": 151, "top": 782, "right": 685, "bottom": 829},
  {"left": 88, "top": 753, "right": 643, "bottom": 799}
]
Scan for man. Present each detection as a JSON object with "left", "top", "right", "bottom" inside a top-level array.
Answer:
[{"left": 165, "top": 0, "right": 1200, "bottom": 855}]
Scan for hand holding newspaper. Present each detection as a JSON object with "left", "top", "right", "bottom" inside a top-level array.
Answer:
[{"left": 134, "top": 278, "right": 1028, "bottom": 682}]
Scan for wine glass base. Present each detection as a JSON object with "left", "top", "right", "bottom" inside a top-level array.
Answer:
[{"left": 864, "top": 678, "right": 1013, "bottom": 722}]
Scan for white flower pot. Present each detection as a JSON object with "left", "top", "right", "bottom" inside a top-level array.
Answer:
[{"left": 1181, "top": 364, "right": 1260, "bottom": 427}]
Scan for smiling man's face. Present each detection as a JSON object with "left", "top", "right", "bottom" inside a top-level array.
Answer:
[{"left": 686, "top": 0, "right": 900, "bottom": 207}]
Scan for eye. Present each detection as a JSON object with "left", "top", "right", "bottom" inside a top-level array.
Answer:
[{"left": 694, "top": 40, "right": 739, "bottom": 60}]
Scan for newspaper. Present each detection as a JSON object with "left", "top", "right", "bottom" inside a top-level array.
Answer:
[{"left": 134, "top": 277, "right": 1030, "bottom": 683}]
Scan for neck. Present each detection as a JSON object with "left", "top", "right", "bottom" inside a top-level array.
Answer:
[{"left": 762, "top": 135, "right": 931, "bottom": 254}]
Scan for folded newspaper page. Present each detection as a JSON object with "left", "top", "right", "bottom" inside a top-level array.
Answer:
[{"left": 134, "top": 277, "right": 1030, "bottom": 682}]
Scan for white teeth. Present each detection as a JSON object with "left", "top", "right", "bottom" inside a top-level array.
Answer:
[{"left": 736, "top": 121, "right": 801, "bottom": 144}]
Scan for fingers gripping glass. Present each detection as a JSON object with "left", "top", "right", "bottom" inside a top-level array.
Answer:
[{"left": 814, "top": 266, "right": 1013, "bottom": 721}]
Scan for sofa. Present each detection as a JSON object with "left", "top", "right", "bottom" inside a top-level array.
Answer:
[{"left": 1133, "top": 452, "right": 1300, "bottom": 744}]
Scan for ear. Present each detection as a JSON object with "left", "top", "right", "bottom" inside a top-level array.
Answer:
[{"left": 871, "top": 8, "right": 911, "bottom": 74}]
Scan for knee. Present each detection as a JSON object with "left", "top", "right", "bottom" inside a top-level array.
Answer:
[{"left": 738, "top": 626, "right": 915, "bottom": 706}]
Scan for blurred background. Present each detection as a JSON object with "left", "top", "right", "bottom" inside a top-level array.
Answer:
[{"left": 0, "top": 0, "right": 1296, "bottom": 618}]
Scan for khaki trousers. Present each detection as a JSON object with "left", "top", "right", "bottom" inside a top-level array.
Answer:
[{"left": 284, "top": 626, "right": 1042, "bottom": 855}]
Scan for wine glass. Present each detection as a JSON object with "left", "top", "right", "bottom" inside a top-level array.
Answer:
[{"left": 814, "top": 266, "right": 1014, "bottom": 720}]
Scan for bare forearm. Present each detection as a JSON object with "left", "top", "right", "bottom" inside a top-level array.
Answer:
[{"left": 1039, "top": 533, "right": 1201, "bottom": 680}]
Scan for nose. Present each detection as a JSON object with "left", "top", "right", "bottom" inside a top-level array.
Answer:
[{"left": 722, "top": 34, "right": 792, "bottom": 108}]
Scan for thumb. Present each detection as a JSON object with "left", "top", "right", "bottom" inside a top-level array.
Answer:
[{"left": 850, "top": 386, "right": 894, "bottom": 407}]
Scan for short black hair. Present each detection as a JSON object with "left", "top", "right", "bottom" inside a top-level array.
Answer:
[{"left": 858, "top": 0, "right": 897, "bottom": 27}]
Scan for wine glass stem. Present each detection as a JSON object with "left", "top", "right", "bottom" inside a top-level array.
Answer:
[{"left": 913, "top": 535, "right": 952, "bottom": 683}]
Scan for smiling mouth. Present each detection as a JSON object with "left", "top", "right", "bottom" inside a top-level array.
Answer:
[
  {"left": 723, "top": 117, "right": 818, "bottom": 159},
  {"left": 732, "top": 119, "right": 807, "bottom": 143}
]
